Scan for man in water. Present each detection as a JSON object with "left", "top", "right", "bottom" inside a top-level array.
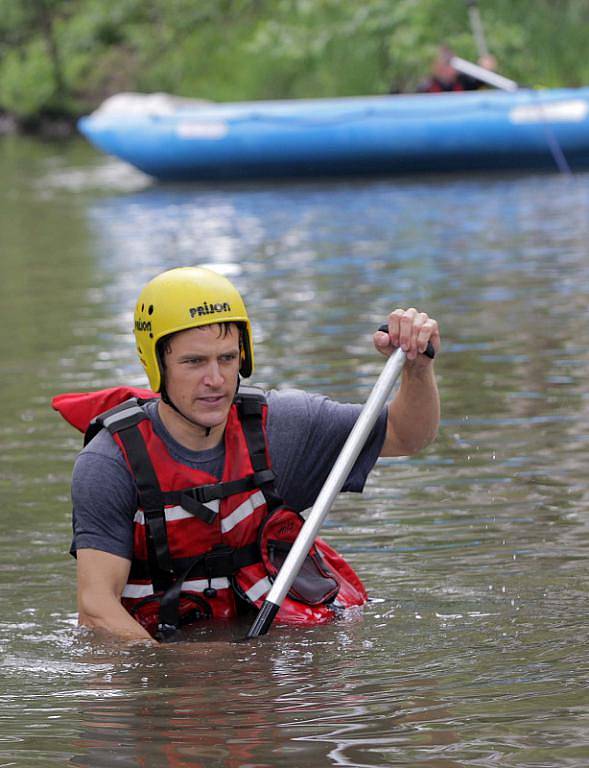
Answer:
[{"left": 56, "top": 266, "right": 440, "bottom": 641}]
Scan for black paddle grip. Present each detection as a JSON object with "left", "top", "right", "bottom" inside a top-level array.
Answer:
[{"left": 377, "top": 324, "right": 436, "bottom": 359}]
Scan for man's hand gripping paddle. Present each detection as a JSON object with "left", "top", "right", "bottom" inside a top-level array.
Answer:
[{"left": 244, "top": 328, "right": 435, "bottom": 639}]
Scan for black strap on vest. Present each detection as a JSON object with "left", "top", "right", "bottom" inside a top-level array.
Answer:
[
  {"left": 85, "top": 397, "right": 152, "bottom": 446},
  {"left": 157, "top": 542, "right": 262, "bottom": 631},
  {"left": 129, "top": 542, "right": 260, "bottom": 581},
  {"left": 164, "top": 469, "right": 275, "bottom": 524},
  {"left": 93, "top": 391, "right": 285, "bottom": 637},
  {"left": 116, "top": 427, "right": 175, "bottom": 592},
  {"left": 94, "top": 399, "right": 175, "bottom": 593},
  {"left": 235, "top": 389, "right": 283, "bottom": 513}
]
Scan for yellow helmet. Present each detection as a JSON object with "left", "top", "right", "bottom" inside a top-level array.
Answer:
[{"left": 133, "top": 266, "right": 254, "bottom": 392}]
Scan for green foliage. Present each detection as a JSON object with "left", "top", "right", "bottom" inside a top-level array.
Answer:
[
  {"left": 0, "top": 0, "right": 588, "bottom": 124},
  {"left": 0, "top": 40, "right": 57, "bottom": 117}
]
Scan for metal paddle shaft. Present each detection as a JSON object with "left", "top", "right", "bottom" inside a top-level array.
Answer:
[
  {"left": 450, "top": 56, "right": 518, "bottom": 92},
  {"left": 466, "top": 0, "right": 490, "bottom": 59},
  {"left": 246, "top": 345, "right": 413, "bottom": 639}
]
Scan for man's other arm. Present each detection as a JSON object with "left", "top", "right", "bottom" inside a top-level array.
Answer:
[{"left": 76, "top": 548, "right": 154, "bottom": 642}]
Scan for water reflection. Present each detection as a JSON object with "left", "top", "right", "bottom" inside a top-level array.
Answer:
[
  {"left": 69, "top": 621, "right": 464, "bottom": 768},
  {"left": 71, "top": 639, "right": 287, "bottom": 768}
]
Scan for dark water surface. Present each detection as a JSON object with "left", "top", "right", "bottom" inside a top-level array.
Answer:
[{"left": 1, "top": 135, "right": 588, "bottom": 767}]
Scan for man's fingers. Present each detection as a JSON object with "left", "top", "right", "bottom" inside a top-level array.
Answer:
[
  {"left": 398, "top": 308, "right": 419, "bottom": 352},
  {"left": 416, "top": 318, "right": 439, "bottom": 355},
  {"left": 379, "top": 309, "right": 439, "bottom": 361},
  {"left": 386, "top": 307, "right": 417, "bottom": 349}
]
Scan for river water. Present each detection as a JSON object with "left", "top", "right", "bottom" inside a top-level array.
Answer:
[{"left": 1, "top": 134, "right": 588, "bottom": 767}]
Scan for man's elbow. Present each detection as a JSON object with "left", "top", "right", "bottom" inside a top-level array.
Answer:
[
  {"left": 77, "top": 588, "right": 119, "bottom": 630},
  {"left": 77, "top": 604, "right": 108, "bottom": 631},
  {"left": 402, "top": 425, "right": 439, "bottom": 455}
]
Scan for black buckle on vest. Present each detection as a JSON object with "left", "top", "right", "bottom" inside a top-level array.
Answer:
[
  {"left": 197, "top": 484, "right": 221, "bottom": 504},
  {"left": 179, "top": 490, "right": 218, "bottom": 524},
  {"left": 204, "top": 545, "right": 235, "bottom": 576},
  {"left": 175, "top": 470, "right": 277, "bottom": 512}
]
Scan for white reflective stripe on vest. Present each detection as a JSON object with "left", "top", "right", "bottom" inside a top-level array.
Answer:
[
  {"left": 183, "top": 577, "right": 230, "bottom": 592},
  {"left": 221, "top": 490, "right": 266, "bottom": 534},
  {"left": 122, "top": 583, "right": 154, "bottom": 599},
  {"left": 133, "top": 499, "right": 220, "bottom": 525},
  {"left": 101, "top": 404, "right": 145, "bottom": 429},
  {"left": 245, "top": 576, "right": 271, "bottom": 602},
  {"left": 122, "top": 577, "right": 230, "bottom": 599}
]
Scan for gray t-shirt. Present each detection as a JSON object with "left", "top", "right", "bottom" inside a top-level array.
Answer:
[{"left": 71, "top": 388, "right": 387, "bottom": 559}]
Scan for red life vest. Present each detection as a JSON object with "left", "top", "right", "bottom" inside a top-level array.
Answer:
[
  {"left": 53, "top": 386, "right": 368, "bottom": 638},
  {"left": 427, "top": 78, "right": 465, "bottom": 93}
]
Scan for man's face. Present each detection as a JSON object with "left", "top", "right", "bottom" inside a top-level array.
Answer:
[
  {"left": 434, "top": 59, "right": 457, "bottom": 85},
  {"left": 162, "top": 323, "right": 241, "bottom": 430}
]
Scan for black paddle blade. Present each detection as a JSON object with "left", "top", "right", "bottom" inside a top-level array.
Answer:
[{"left": 245, "top": 600, "right": 280, "bottom": 639}]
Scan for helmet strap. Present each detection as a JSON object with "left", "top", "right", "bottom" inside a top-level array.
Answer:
[{"left": 160, "top": 385, "right": 213, "bottom": 438}]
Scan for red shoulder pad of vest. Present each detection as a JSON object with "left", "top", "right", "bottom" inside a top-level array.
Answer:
[{"left": 52, "top": 386, "right": 158, "bottom": 432}]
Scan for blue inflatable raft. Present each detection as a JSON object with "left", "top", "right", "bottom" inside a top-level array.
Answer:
[{"left": 78, "top": 88, "right": 589, "bottom": 180}]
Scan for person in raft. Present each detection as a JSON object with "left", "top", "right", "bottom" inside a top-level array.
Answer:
[
  {"left": 415, "top": 45, "right": 497, "bottom": 93},
  {"left": 53, "top": 266, "right": 441, "bottom": 642}
]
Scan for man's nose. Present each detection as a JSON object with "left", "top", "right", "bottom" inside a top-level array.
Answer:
[{"left": 203, "top": 361, "right": 224, "bottom": 387}]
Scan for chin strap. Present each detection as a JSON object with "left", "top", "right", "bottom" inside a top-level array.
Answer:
[{"left": 160, "top": 385, "right": 213, "bottom": 437}]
